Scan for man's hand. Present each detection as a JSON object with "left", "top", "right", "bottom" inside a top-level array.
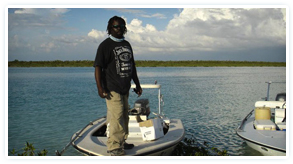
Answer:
[
  {"left": 98, "top": 88, "right": 108, "bottom": 98},
  {"left": 134, "top": 86, "right": 142, "bottom": 97}
]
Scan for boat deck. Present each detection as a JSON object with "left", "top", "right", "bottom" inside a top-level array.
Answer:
[
  {"left": 72, "top": 118, "right": 185, "bottom": 156},
  {"left": 237, "top": 116, "right": 286, "bottom": 153}
]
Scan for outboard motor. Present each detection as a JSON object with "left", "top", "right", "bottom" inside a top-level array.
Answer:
[
  {"left": 130, "top": 99, "right": 150, "bottom": 118},
  {"left": 275, "top": 93, "right": 286, "bottom": 102}
]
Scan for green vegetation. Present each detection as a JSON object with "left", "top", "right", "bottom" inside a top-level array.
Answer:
[
  {"left": 9, "top": 142, "right": 48, "bottom": 156},
  {"left": 10, "top": 137, "right": 228, "bottom": 156},
  {"left": 8, "top": 59, "right": 285, "bottom": 67},
  {"left": 172, "top": 136, "right": 228, "bottom": 156},
  {"left": 135, "top": 60, "right": 285, "bottom": 67},
  {"left": 8, "top": 60, "right": 94, "bottom": 67}
]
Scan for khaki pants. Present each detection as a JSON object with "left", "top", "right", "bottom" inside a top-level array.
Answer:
[{"left": 105, "top": 91, "right": 129, "bottom": 151}]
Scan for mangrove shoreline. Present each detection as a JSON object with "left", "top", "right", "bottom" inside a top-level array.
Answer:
[{"left": 8, "top": 60, "right": 286, "bottom": 67}]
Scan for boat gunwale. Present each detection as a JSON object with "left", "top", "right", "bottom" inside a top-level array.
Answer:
[
  {"left": 72, "top": 117, "right": 185, "bottom": 156},
  {"left": 236, "top": 132, "right": 286, "bottom": 153},
  {"left": 236, "top": 110, "right": 286, "bottom": 153}
]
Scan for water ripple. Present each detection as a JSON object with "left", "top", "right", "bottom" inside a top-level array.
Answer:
[{"left": 8, "top": 67, "right": 286, "bottom": 156}]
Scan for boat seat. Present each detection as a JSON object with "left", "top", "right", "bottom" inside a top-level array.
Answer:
[
  {"left": 128, "top": 120, "right": 143, "bottom": 138},
  {"left": 254, "top": 119, "right": 276, "bottom": 131},
  {"left": 275, "top": 108, "right": 286, "bottom": 124}
]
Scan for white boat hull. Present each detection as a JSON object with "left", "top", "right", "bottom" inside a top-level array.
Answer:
[
  {"left": 71, "top": 117, "right": 185, "bottom": 156},
  {"left": 236, "top": 108, "right": 286, "bottom": 156},
  {"left": 69, "top": 84, "right": 185, "bottom": 156},
  {"left": 245, "top": 140, "right": 285, "bottom": 156}
]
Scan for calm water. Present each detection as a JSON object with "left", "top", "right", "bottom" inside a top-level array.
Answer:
[{"left": 8, "top": 67, "right": 286, "bottom": 156}]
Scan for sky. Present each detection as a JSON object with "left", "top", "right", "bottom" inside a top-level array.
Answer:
[{"left": 7, "top": 7, "right": 287, "bottom": 62}]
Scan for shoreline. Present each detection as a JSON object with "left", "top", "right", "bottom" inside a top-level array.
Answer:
[{"left": 8, "top": 60, "right": 286, "bottom": 67}]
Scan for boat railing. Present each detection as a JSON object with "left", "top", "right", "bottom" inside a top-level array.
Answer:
[
  {"left": 237, "top": 109, "right": 254, "bottom": 131},
  {"left": 55, "top": 116, "right": 106, "bottom": 156},
  {"left": 131, "top": 84, "right": 161, "bottom": 89}
]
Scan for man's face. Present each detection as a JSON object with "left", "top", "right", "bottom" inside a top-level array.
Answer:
[{"left": 110, "top": 20, "right": 126, "bottom": 39}]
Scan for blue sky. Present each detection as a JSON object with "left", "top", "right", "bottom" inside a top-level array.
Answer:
[{"left": 7, "top": 7, "right": 286, "bottom": 62}]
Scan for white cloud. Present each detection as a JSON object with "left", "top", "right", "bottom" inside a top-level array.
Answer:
[
  {"left": 145, "top": 24, "right": 156, "bottom": 32},
  {"left": 119, "top": 8, "right": 286, "bottom": 54},
  {"left": 10, "top": 8, "right": 70, "bottom": 31},
  {"left": 85, "top": 8, "right": 285, "bottom": 56},
  {"left": 40, "top": 42, "right": 55, "bottom": 53},
  {"left": 141, "top": 13, "right": 167, "bottom": 19},
  {"left": 107, "top": 8, "right": 144, "bottom": 14},
  {"left": 164, "top": 8, "right": 286, "bottom": 50},
  {"left": 14, "top": 8, "right": 69, "bottom": 16},
  {"left": 8, "top": 8, "right": 286, "bottom": 61},
  {"left": 88, "top": 29, "right": 107, "bottom": 39},
  {"left": 14, "top": 8, "right": 35, "bottom": 14},
  {"left": 108, "top": 8, "right": 167, "bottom": 19},
  {"left": 9, "top": 8, "right": 80, "bottom": 57}
]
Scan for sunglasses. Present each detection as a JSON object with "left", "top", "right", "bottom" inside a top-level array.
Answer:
[{"left": 112, "top": 24, "right": 126, "bottom": 29}]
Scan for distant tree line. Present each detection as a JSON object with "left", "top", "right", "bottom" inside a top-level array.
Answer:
[
  {"left": 8, "top": 59, "right": 286, "bottom": 67},
  {"left": 135, "top": 60, "right": 286, "bottom": 67}
]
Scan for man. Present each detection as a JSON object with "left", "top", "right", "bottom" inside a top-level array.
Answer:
[{"left": 94, "top": 16, "right": 142, "bottom": 156}]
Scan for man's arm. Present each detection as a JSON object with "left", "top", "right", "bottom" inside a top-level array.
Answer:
[
  {"left": 132, "top": 66, "right": 142, "bottom": 97},
  {"left": 95, "top": 66, "right": 107, "bottom": 98}
]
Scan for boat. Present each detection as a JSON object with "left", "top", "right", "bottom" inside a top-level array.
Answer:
[
  {"left": 236, "top": 81, "right": 286, "bottom": 156},
  {"left": 66, "top": 84, "right": 185, "bottom": 156}
]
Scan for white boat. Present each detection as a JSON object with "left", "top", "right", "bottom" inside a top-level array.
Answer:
[
  {"left": 64, "top": 84, "right": 185, "bottom": 156},
  {"left": 236, "top": 82, "right": 286, "bottom": 156}
]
